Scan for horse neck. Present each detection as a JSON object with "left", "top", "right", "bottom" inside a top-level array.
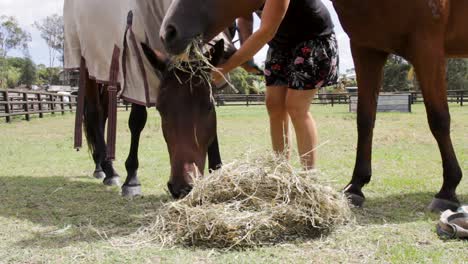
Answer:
[{"left": 133, "top": 0, "right": 173, "bottom": 52}]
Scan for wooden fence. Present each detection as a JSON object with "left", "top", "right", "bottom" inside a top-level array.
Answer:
[
  {"left": 215, "top": 93, "right": 351, "bottom": 107},
  {"left": 215, "top": 90, "right": 467, "bottom": 107},
  {"left": 0, "top": 89, "right": 77, "bottom": 123},
  {"left": 1, "top": 89, "right": 465, "bottom": 123}
]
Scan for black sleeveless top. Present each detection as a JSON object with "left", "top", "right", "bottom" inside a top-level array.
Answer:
[{"left": 260, "top": 0, "right": 334, "bottom": 48}]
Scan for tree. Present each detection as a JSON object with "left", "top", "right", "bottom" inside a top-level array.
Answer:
[
  {"left": 446, "top": 59, "right": 468, "bottom": 91},
  {"left": 0, "top": 57, "right": 37, "bottom": 88},
  {"left": 0, "top": 65, "right": 21, "bottom": 88},
  {"left": 0, "top": 15, "right": 31, "bottom": 57},
  {"left": 19, "top": 57, "right": 37, "bottom": 87},
  {"left": 34, "top": 14, "right": 64, "bottom": 68},
  {"left": 37, "top": 65, "right": 61, "bottom": 86},
  {"left": 382, "top": 55, "right": 412, "bottom": 92},
  {"left": 229, "top": 68, "right": 265, "bottom": 94}
]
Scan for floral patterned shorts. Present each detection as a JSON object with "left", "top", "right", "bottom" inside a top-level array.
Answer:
[{"left": 264, "top": 33, "right": 339, "bottom": 90}]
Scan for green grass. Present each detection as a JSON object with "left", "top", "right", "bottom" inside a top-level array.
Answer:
[{"left": 0, "top": 104, "right": 467, "bottom": 263}]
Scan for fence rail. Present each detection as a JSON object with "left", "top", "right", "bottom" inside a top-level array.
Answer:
[
  {"left": 215, "top": 90, "right": 467, "bottom": 107},
  {"left": 0, "top": 89, "right": 78, "bottom": 123},
  {"left": 1, "top": 89, "right": 465, "bottom": 123}
]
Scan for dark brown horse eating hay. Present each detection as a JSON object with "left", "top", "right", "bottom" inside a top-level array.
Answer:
[
  {"left": 65, "top": 0, "right": 245, "bottom": 198},
  {"left": 160, "top": 0, "right": 465, "bottom": 211},
  {"left": 75, "top": 39, "right": 226, "bottom": 199}
]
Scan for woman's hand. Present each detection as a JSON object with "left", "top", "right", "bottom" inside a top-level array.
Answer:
[{"left": 211, "top": 66, "right": 226, "bottom": 85}]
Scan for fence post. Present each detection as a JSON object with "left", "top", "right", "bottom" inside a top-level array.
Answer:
[
  {"left": 69, "top": 96, "right": 74, "bottom": 112},
  {"left": 50, "top": 94, "right": 55, "bottom": 114},
  {"left": 461, "top": 91, "right": 464, "bottom": 107},
  {"left": 408, "top": 94, "right": 412, "bottom": 113},
  {"left": 3, "top": 89, "right": 11, "bottom": 123},
  {"left": 37, "top": 93, "right": 43, "bottom": 118},
  {"left": 246, "top": 94, "right": 250, "bottom": 107},
  {"left": 60, "top": 96, "right": 65, "bottom": 115},
  {"left": 23, "top": 92, "right": 30, "bottom": 121}
]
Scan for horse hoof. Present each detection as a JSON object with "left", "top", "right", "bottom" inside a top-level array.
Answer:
[
  {"left": 427, "top": 198, "right": 460, "bottom": 213},
  {"left": 345, "top": 192, "right": 365, "bottom": 208},
  {"left": 93, "top": 170, "right": 106, "bottom": 179},
  {"left": 103, "top": 177, "right": 120, "bottom": 186},
  {"left": 122, "top": 185, "right": 142, "bottom": 197}
]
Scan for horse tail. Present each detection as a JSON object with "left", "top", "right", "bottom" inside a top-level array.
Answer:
[
  {"left": 83, "top": 97, "right": 97, "bottom": 154},
  {"left": 82, "top": 79, "right": 104, "bottom": 156}
]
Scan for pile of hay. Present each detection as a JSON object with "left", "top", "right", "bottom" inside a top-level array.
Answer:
[{"left": 151, "top": 153, "right": 351, "bottom": 248}]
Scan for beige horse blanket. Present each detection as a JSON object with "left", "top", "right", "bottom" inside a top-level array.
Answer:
[
  {"left": 64, "top": 0, "right": 236, "bottom": 159},
  {"left": 64, "top": 0, "right": 172, "bottom": 106}
]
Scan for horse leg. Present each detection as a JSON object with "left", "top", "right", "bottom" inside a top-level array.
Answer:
[
  {"left": 122, "top": 104, "right": 147, "bottom": 197},
  {"left": 344, "top": 43, "right": 389, "bottom": 207},
  {"left": 208, "top": 107, "right": 222, "bottom": 172},
  {"left": 410, "top": 43, "right": 462, "bottom": 211},
  {"left": 208, "top": 134, "right": 222, "bottom": 172},
  {"left": 99, "top": 86, "right": 120, "bottom": 186},
  {"left": 83, "top": 79, "right": 108, "bottom": 179}
]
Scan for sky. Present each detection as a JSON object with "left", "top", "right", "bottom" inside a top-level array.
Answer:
[{"left": 0, "top": 0, "right": 354, "bottom": 72}]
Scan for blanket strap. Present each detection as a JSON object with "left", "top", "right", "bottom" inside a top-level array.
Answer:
[
  {"left": 106, "top": 46, "right": 121, "bottom": 161},
  {"left": 74, "top": 58, "right": 87, "bottom": 151}
]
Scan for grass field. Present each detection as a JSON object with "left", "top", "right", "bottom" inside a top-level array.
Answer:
[{"left": 0, "top": 104, "right": 467, "bottom": 263}]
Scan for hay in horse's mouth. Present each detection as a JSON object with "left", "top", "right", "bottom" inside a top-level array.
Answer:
[
  {"left": 169, "top": 37, "right": 231, "bottom": 91},
  {"left": 113, "top": 152, "right": 352, "bottom": 249}
]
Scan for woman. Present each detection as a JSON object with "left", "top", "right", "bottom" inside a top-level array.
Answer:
[{"left": 212, "top": 0, "right": 338, "bottom": 169}]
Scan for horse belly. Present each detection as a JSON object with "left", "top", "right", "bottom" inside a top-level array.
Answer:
[
  {"left": 332, "top": 0, "right": 415, "bottom": 54},
  {"left": 445, "top": 0, "right": 468, "bottom": 57}
]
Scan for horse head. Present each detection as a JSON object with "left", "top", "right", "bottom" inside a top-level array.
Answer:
[
  {"left": 141, "top": 40, "right": 225, "bottom": 199},
  {"left": 160, "top": 0, "right": 264, "bottom": 55}
]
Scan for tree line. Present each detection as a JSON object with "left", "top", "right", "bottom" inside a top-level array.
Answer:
[
  {"left": 0, "top": 14, "right": 63, "bottom": 88},
  {"left": 380, "top": 55, "right": 467, "bottom": 92}
]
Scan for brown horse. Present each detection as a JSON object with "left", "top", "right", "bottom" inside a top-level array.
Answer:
[
  {"left": 160, "top": 0, "right": 465, "bottom": 211},
  {"left": 78, "top": 40, "right": 225, "bottom": 199}
]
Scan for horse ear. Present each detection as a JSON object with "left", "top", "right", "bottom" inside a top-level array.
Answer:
[
  {"left": 209, "top": 39, "right": 225, "bottom": 66},
  {"left": 141, "top": 43, "right": 167, "bottom": 73}
]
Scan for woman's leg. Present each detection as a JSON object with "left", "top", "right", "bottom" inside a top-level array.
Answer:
[
  {"left": 265, "top": 85, "right": 290, "bottom": 158},
  {"left": 285, "top": 89, "right": 318, "bottom": 169}
]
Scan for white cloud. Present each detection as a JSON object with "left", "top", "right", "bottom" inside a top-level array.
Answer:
[{"left": 0, "top": 0, "right": 354, "bottom": 71}]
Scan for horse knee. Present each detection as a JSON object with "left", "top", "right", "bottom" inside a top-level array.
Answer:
[
  {"left": 427, "top": 109, "right": 450, "bottom": 136},
  {"left": 128, "top": 104, "right": 147, "bottom": 133},
  {"left": 356, "top": 112, "right": 376, "bottom": 134}
]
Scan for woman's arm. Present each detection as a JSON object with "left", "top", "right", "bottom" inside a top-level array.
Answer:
[{"left": 213, "top": 0, "right": 290, "bottom": 82}]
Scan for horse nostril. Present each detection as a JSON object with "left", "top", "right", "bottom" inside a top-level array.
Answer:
[
  {"left": 179, "top": 186, "right": 193, "bottom": 198},
  {"left": 162, "top": 24, "right": 178, "bottom": 45},
  {"left": 167, "top": 182, "right": 178, "bottom": 198}
]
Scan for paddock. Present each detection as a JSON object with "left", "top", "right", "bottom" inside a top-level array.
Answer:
[{"left": 0, "top": 104, "right": 466, "bottom": 262}]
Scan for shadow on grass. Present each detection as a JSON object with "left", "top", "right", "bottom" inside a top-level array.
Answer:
[
  {"left": 1, "top": 175, "right": 465, "bottom": 249},
  {"left": 353, "top": 191, "right": 468, "bottom": 225},
  {"left": 0, "top": 175, "right": 171, "bottom": 249}
]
